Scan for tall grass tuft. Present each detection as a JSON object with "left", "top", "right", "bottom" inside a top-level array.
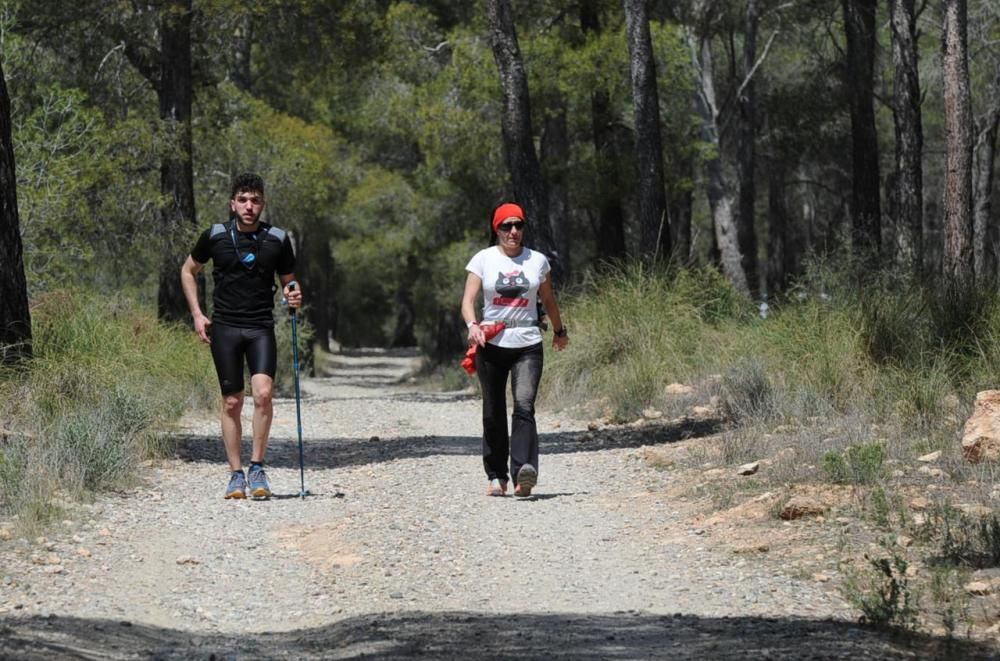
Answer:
[
  {"left": 0, "top": 289, "right": 216, "bottom": 527},
  {"left": 541, "top": 262, "right": 1000, "bottom": 478},
  {"left": 541, "top": 264, "right": 746, "bottom": 420}
]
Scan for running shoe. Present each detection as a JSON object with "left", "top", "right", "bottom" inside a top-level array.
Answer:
[
  {"left": 485, "top": 478, "right": 509, "bottom": 497},
  {"left": 514, "top": 464, "right": 537, "bottom": 497},
  {"left": 247, "top": 464, "right": 272, "bottom": 500},
  {"left": 224, "top": 471, "right": 247, "bottom": 499}
]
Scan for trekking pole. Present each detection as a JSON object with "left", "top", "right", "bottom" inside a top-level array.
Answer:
[{"left": 287, "top": 281, "right": 310, "bottom": 499}]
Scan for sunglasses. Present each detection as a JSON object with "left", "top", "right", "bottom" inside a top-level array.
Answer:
[{"left": 498, "top": 221, "right": 525, "bottom": 232}]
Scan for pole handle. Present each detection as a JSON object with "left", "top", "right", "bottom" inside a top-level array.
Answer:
[{"left": 286, "top": 280, "right": 297, "bottom": 316}]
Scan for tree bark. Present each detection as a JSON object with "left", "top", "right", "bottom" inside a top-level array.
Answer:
[
  {"left": 973, "top": 113, "right": 999, "bottom": 280},
  {"left": 156, "top": 0, "right": 197, "bottom": 322},
  {"left": 973, "top": 77, "right": 1000, "bottom": 281},
  {"left": 390, "top": 255, "right": 417, "bottom": 348},
  {"left": 581, "top": 0, "right": 627, "bottom": 261},
  {"left": 737, "top": 0, "right": 760, "bottom": 296},
  {"left": 691, "top": 33, "right": 750, "bottom": 295},
  {"left": 541, "top": 105, "right": 572, "bottom": 280},
  {"left": 231, "top": 13, "right": 253, "bottom": 92},
  {"left": 0, "top": 60, "right": 32, "bottom": 363},
  {"left": 485, "top": 0, "right": 560, "bottom": 282},
  {"left": 889, "top": 0, "right": 923, "bottom": 272},
  {"left": 766, "top": 162, "right": 792, "bottom": 296},
  {"left": 669, "top": 152, "right": 694, "bottom": 264},
  {"left": 298, "top": 226, "right": 333, "bottom": 353},
  {"left": 623, "top": 0, "right": 670, "bottom": 259},
  {"left": 942, "top": 0, "right": 974, "bottom": 285},
  {"left": 842, "top": 0, "right": 882, "bottom": 255}
]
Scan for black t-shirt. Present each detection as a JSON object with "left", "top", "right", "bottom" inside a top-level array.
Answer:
[{"left": 190, "top": 220, "right": 296, "bottom": 328}]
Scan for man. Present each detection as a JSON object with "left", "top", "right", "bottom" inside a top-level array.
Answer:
[{"left": 180, "top": 173, "right": 302, "bottom": 499}]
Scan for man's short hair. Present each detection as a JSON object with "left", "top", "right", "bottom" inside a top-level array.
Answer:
[{"left": 230, "top": 173, "right": 265, "bottom": 199}]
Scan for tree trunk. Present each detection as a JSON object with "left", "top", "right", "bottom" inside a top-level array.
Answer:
[
  {"left": 231, "top": 13, "right": 252, "bottom": 92},
  {"left": 737, "top": 0, "right": 760, "bottom": 296},
  {"left": 485, "top": 0, "right": 560, "bottom": 282},
  {"left": 942, "top": 0, "right": 974, "bottom": 285},
  {"left": 842, "top": 0, "right": 881, "bottom": 256},
  {"left": 157, "top": 0, "right": 197, "bottom": 322},
  {"left": 390, "top": 255, "right": 417, "bottom": 348},
  {"left": 0, "top": 60, "right": 32, "bottom": 364},
  {"left": 623, "top": 0, "right": 670, "bottom": 259},
  {"left": 766, "top": 163, "right": 795, "bottom": 295},
  {"left": 973, "top": 82, "right": 1000, "bottom": 281},
  {"left": 581, "top": 0, "right": 627, "bottom": 261},
  {"left": 668, "top": 154, "right": 694, "bottom": 264},
  {"left": 298, "top": 226, "right": 333, "bottom": 353},
  {"left": 691, "top": 33, "right": 750, "bottom": 295},
  {"left": 541, "top": 105, "right": 572, "bottom": 280},
  {"left": 889, "top": 0, "right": 923, "bottom": 272}
]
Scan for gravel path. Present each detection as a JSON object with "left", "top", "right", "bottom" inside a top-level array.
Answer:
[{"left": 1, "top": 349, "right": 997, "bottom": 659}]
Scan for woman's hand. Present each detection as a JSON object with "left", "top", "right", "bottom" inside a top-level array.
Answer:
[{"left": 467, "top": 322, "right": 486, "bottom": 347}]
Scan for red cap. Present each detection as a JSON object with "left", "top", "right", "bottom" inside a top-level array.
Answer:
[{"left": 492, "top": 203, "right": 525, "bottom": 232}]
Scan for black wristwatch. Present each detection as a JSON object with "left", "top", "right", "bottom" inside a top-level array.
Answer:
[{"left": 554, "top": 326, "right": 568, "bottom": 338}]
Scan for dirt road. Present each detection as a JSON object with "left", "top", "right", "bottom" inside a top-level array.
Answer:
[{"left": 0, "top": 349, "right": 995, "bottom": 659}]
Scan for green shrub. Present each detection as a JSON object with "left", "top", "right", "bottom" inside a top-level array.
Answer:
[
  {"left": 0, "top": 289, "right": 216, "bottom": 526},
  {"left": 541, "top": 264, "right": 743, "bottom": 419},
  {"left": 822, "top": 441, "right": 886, "bottom": 486},
  {"left": 920, "top": 503, "right": 1000, "bottom": 569},
  {"left": 822, "top": 450, "right": 849, "bottom": 484},
  {"left": 928, "top": 566, "right": 971, "bottom": 639},
  {"left": 867, "top": 486, "right": 891, "bottom": 529},
  {"left": 53, "top": 387, "right": 155, "bottom": 492},
  {"left": 273, "top": 308, "right": 315, "bottom": 397},
  {"left": 719, "top": 359, "right": 775, "bottom": 424},
  {"left": 857, "top": 283, "right": 927, "bottom": 367},
  {"left": 845, "top": 552, "right": 918, "bottom": 630},
  {"left": 925, "top": 280, "right": 1000, "bottom": 360}
]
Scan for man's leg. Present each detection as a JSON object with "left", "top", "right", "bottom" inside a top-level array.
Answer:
[
  {"left": 221, "top": 391, "right": 245, "bottom": 471},
  {"left": 249, "top": 373, "right": 274, "bottom": 463},
  {"left": 210, "top": 322, "right": 249, "bottom": 475},
  {"left": 245, "top": 327, "right": 277, "bottom": 499}
]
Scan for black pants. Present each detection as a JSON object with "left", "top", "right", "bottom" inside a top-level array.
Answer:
[{"left": 475, "top": 342, "right": 543, "bottom": 485}]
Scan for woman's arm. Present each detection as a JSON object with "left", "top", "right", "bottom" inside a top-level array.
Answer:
[
  {"left": 538, "top": 274, "right": 568, "bottom": 351},
  {"left": 462, "top": 272, "right": 486, "bottom": 347}
]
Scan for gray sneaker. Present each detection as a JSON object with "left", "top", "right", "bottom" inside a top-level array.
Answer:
[
  {"left": 514, "top": 464, "right": 537, "bottom": 497},
  {"left": 224, "top": 471, "right": 247, "bottom": 499},
  {"left": 247, "top": 465, "right": 272, "bottom": 500}
]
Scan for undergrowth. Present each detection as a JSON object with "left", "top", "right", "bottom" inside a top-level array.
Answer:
[{"left": 0, "top": 289, "right": 216, "bottom": 530}]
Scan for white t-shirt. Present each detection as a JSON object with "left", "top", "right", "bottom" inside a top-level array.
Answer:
[{"left": 466, "top": 246, "right": 551, "bottom": 348}]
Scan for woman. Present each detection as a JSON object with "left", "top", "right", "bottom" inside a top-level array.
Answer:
[{"left": 461, "top": 202, "right": 569, "bottom": 497}]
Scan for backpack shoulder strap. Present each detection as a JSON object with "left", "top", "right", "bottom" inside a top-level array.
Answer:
[{"left": 263, "top": 223, "right": 287, "bottom": 242}]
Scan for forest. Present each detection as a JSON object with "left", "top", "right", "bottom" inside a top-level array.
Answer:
[
  {"left": 6, "top": 3, "right": 1000, "bottom": 636},
  {"left": 1, "top": 0, "right": 996, "bottom": 363}
]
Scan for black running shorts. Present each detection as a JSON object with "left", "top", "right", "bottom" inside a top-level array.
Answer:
[{"left": 209, "top": 322, "right": 278, "bottom": 395}]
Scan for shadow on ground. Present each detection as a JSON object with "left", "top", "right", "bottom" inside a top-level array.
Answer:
[
  {"left": 172, "top": 416, "right": 721, "bottom": 471},
  {"left": 180, "top": 346, "right": 724, "bottom": 470},
  {"left": 1, "top": 611, "right": 994, "bottom": 660}
]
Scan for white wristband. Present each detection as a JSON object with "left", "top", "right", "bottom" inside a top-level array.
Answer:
[{"left": 466, "top": 320, "right": 478, "bottom": 328}]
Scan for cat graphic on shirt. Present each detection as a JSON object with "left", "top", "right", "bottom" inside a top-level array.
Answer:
[{"left": 493, "top": 270, "right": 530, "bottom": 307}]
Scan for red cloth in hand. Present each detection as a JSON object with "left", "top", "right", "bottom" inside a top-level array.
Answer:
[{"left": 461, "top": 322, "right": 506, "bottom": 375}]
